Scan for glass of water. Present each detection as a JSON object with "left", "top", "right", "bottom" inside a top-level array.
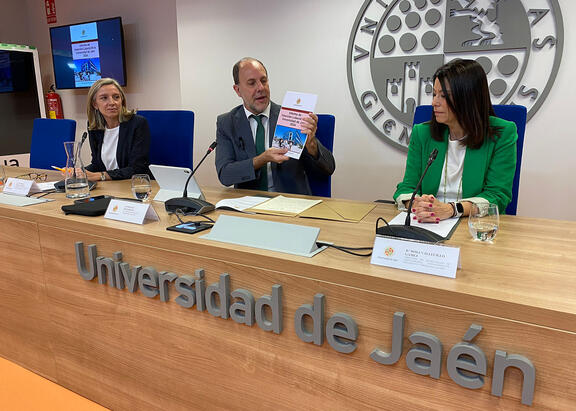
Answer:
[
  {"left": 468, "top": 203, "right": 499, "bottom": 243},
  {"left": 131, "top": 174, "right": 151, "bottom": 202},
  {"left": 64, "top": 141, "right": 90, "bottom": 199}
]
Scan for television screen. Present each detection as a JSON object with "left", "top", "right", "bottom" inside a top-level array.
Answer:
[
  {"left": 49, "top": 16, "right": 126, "bottom": 89},
  {"left": 0, "top": 46, "right": 45, "bottom": 165}
]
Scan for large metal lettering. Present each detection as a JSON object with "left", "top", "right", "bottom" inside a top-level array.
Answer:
[{"left": 74, "top": 242, "right": 538, "bottom": 406}]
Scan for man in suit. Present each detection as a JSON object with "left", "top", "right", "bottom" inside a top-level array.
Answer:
[{"left": 215, "top": 57, "right": 335, "bottom": 195}]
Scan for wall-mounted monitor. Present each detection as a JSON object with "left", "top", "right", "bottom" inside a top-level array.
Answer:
[
  {"left": 49, "top": 16, "right": 126, "bottom": 89},
  {"left": 0, "top": 45, "right": 46, "bottom": 166}
]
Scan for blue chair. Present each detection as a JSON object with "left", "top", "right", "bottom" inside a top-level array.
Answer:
[
  {"left": 138, "top": 110, "right": 195, "bottom": 169},
  {"left": 413, "top": 105, "right": 527, "bottom": 215},
  {"left": 29, "top": 118, "right": 77, "bottom": 170},
  {"left": 308, "top": 114, "right": 335, "bottom": 197}
]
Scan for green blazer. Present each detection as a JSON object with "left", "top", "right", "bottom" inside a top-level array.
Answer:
[{"left": 393, "top": 116, "right": 518, "bottom": 213}]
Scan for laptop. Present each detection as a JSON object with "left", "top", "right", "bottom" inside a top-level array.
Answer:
[{"left": 149, "top": 164, "right": 205, "bottom": 202}]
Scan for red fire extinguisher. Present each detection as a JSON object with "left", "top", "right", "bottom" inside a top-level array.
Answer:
[{"left": 45, "top": 84, "right": 64, "bottom": 119}]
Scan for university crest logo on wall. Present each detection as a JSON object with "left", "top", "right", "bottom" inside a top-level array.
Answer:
[{"left": 347, "top": 0, "right": 563, "bottom": 150}]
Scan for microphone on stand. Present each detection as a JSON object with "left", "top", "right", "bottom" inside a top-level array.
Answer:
[
  {"left": 80, "top": 131, "right": 88, "bottom": 147},
  {"left": 72, "top": 131, "right": 88, "bottom": 178},
  {"left": 404, "top": 148, "right": 438, "bottom": 226},
  {"left": 376, "top": 148, "right": 444, "bottom": 242},
  {"left": 165, "top": 141, "right": 217, "bottom": 215}
]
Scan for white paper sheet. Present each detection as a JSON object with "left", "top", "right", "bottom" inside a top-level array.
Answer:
[
  {"left": 250, "top": 195, "right": 322, "bottom": 215},
  {"left": 388, "top": 212, "right": 460, "bottom": 238},
  {"left": 215, "top": 196, "right": 270, "bottom": 212},
  {"left": 0, "top": 193, "right": 50, "bottom": 206}
]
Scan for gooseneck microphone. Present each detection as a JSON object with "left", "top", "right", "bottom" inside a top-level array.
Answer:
[
  {"left": 404, "top": 148, "right": 438, "bottom": 226},
  {"left": 183, "top": 141, "right": 217, "bottom": 198},
  {"left": 165, "top": 141, "right": 218, "bottom": 215},
  {"left": 376, "top": 148, "right": 444, "bottom": 242},
  {"left": 73, "top": 132, "right": 88, "bottom": 178}
]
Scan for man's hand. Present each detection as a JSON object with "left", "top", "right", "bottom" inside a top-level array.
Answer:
[
  {"left": 253, "top": 147, "right": 290, "bottom": 169},
  {"left": 302, "top": 113, "right": 319, "bottom": 157}
]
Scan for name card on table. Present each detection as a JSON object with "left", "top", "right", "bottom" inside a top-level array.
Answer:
[
  {"left": 2, "top": 178, "right": 42, "bottom": 196},
  {"left": 104, "top": 199, "right": 159, "bottom": 224},
  {"left": 371, "top": 236, "right": 461, "bottom": 278}
]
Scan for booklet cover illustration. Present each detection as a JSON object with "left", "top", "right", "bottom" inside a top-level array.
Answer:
[{"left": 272, "top": 91, "right": 318, "bottom": 160}]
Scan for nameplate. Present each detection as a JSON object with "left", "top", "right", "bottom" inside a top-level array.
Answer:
[
  {"left": 201, "top": 214, "right": 327, "bottom": 257},
  {"left": 371, "top": 236, "right": 460, "bottom": 278},
  {"left": 104, "top": 199, "right": 159, "bottom": 224},
  {"left": 2, "top": 178, "right": 41, "bottom": 196}
]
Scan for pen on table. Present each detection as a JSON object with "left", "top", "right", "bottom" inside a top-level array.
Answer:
[{"left": 52, "top": 166, "right": 73, "bottom": 173}]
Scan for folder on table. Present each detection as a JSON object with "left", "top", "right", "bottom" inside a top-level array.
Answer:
[{"left": 298, "top": 201, "right": 376, "bottom": 222}]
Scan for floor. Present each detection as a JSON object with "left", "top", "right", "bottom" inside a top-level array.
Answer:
[{"left": 0, "top": 356, "right": 107, "bottom": 411}]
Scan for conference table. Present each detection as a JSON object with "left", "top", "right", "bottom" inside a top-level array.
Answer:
[{"left": 0, "top": 167, "right": 575, "bottom": 410}]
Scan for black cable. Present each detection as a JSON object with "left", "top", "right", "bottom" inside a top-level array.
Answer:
[
  {"left": 313, "top": 216, "right": 399, "bottom": 257},
  {"left": 175, "top": 208, "right": 215, "bottom": 224},
  {"left": 317, "top": 242, "right": 373, "bottom": 257},
  {"left": 36, "top": 190, "right": 55, "bottom": 198},
  {"left": 28, "top": 189, "right": 56, "bottom": 198},
  {"left": 375, "top": 217, "right": 393, "bottom": 234}
]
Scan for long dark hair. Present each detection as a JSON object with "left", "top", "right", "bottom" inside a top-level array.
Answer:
[{"left": 430, "top": 59, "right": 500, "bottom": 149}]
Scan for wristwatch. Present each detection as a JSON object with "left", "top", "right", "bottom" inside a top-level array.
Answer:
[
  {"left": 452, "top": 201, "right": 464, "bottom": 218},
  {"left": 100, "top": 172, "right": 106, "bottom": 181}
]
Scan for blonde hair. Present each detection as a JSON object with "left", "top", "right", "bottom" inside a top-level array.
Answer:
[{"left": 86, "top": 78, "right": 135, "bottom": 130}]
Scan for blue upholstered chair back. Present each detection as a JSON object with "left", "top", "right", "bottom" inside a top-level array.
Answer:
[
  {"left": 413, "top": 104, "right": 527, "bottom": 215},
  {"left": 29, "top": 118, "right": 76, "bottom": 169},
  {"left": 138, "top": 110, "right": 195, "bottom": 169},
  {"left": 308, "top": 114, "right": 335, "bottom": 197}
]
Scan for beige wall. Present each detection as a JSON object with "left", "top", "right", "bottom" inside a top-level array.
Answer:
[
  {"left": 177, "top": 0, "right": 575, "bottom": 220},
  {"left": 4, "top": 0, "right": 575, "bottom": 220},
  {"left": 22, "top": 0, "right": 181, "bottom": 143},
  {"left": 177, "top": 0, "right": 407, "bottom": 207},
  {"left": 0, "top": 0, "right": 30, "bottom": 45}
]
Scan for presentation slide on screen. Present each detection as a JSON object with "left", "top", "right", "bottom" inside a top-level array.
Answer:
[
  {"left": 70, "top": 22, "right": 101, "bottom": 87},
  {"left": 50, "top": 18, "right": 125, "bottom": 89}
]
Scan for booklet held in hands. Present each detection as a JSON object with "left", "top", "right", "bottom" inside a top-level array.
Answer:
[{"left": 272, "top": 91, "right": 318, "bottom": 160}]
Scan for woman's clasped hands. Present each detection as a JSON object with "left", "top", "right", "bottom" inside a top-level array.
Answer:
[{"left": 410, "top": 194, "right": 454, "bottom": 223}]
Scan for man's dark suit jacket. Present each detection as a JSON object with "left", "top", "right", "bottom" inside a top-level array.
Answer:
[
  {"left": 215, "top": 102, "right": 335, "bottom": 195},
  {"left": 86, "top": 114, "right": 151, "bottom": 180}
]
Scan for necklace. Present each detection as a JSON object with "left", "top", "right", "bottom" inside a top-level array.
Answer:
[
  {"left": 449, "top": 133, "right": 467, "bottom": 141},
  {"left": 443, "top": 142, "right": 463, "bottom": 203}
]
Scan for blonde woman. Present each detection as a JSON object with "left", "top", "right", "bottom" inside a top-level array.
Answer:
[{"left": 85, "top": 78, "right": 150, "bottom": 181}]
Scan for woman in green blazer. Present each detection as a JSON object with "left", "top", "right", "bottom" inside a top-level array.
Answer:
[{"left": 394, "top": 59, "right": 517, "bottom": 223}]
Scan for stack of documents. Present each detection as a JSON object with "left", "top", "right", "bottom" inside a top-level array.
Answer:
[
  {"left": 214, "top": 196, "right": 270, "bottom": 213},
  {"left": 215, "top": 195, "right": 376, "bottom": 223},
  {"left": 247, "top": 196, "right": 322, "bottom": 216}
]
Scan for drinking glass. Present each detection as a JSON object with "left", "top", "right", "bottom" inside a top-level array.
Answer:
[
  {"left": 131, "top": 174, "right": 152, "bottom": 202},
  {"left": 468, "top": 203, "right": 499, "bottom": 243}
]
